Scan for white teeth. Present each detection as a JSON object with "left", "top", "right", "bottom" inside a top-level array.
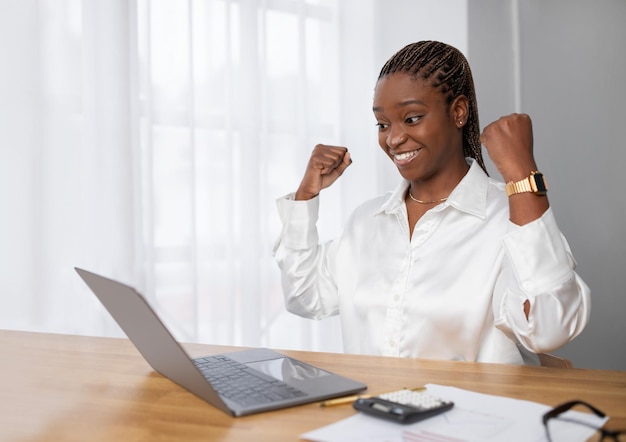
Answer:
[{"left": 394, "top": 151, "right": 417, "bottom": 161}]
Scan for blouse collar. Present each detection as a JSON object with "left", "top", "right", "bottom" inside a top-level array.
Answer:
[{"left": 377, "top": 158, "right": 489, "bottom": 220}]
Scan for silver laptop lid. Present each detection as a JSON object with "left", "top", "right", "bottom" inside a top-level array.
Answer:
[{"left": 75, "top": 267, "right": 231, "bottom": 414}]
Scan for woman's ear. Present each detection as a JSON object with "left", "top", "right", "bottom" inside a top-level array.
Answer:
[{"left": 451, "top": 95, "right": 469, "bottom": 128}]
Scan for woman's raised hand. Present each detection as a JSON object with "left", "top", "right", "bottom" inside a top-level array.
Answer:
[{"left": 295, "top": 144, "right": 352, "bottom": 200}]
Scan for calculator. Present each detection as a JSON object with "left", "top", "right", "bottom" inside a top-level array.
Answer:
[{"left": 353, "top": 388, "right": 454, "bottom": 424}]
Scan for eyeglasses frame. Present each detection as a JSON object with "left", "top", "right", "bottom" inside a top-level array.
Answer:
[{"left": 542, "top": 400, "right": 625, "bottom": 442}]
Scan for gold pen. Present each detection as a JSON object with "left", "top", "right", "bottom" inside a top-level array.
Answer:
[
  {"left": 319, "top": 386, "right": 426, "bottom": 407},
  {"left": 320, "top": 394, "right": 374, "bottom": 407}
]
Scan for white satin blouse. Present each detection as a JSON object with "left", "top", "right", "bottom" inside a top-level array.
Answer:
[{"left": 273, "top": 159, "right": 590, "bottom": 364}]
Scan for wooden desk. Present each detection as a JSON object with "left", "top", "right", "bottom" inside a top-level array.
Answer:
[{"left": 2, "top": 330, "right": 625, "bottom": 441}]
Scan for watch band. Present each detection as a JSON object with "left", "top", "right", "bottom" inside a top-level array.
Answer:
[{"left": 505, "top": 171, "right": 548, "bottom": 196}]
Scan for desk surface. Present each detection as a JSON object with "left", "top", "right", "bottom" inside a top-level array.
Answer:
[{"left": 2, "top": 330, "right": 625, "bottom": 441}]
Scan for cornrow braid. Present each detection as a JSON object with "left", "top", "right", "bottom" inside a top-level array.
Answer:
[{"left": 378, "top": 41, "right": 487, "bottom": 173}]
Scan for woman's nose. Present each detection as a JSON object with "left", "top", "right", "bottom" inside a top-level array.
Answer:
[{"left": 387, "top": 127, "right": 408, "bottom": 148}]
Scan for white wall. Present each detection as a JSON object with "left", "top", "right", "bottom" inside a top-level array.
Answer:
[{"left": 468, "top": 0, "right": 626, "bottom": 370}]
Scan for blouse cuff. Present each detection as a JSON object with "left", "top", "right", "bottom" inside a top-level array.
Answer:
[{"left": 275, "top": 193, "right": 320, "bottom": 249}]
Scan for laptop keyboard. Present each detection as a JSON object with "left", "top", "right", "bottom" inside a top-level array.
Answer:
[{"left": 193, "top": 355, "right": 307, "bottom": 407}]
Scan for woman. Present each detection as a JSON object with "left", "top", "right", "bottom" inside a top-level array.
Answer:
[{"left": 273, "top": 41, "right": 590, "bottom": 364}]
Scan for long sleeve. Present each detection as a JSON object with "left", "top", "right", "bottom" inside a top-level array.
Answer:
[
  {"left": 493, "top": 208, "right": 591, "bottom": 353},
  {"left": 272, "top": 194, "right": 340, "bottom": 319}
]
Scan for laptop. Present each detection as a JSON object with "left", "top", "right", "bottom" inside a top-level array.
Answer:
[{"left": 75, "top": 267, "right": 367, "bottom": 416}]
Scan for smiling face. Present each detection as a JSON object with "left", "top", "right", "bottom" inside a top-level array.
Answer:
[{"left": 373, "top": 72, "right": 469, "bottom": 188}]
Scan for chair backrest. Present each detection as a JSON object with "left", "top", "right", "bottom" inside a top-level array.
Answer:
[{"left": 538, "top": 353, "right": 573, "bottom": 368}]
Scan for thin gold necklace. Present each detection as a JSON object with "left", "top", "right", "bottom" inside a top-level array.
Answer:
[{"left": 408, "top": 191, "right": 448, "bottom": 204}]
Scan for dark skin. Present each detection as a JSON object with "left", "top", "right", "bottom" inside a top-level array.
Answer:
[{"left": 295, "top": 72, "right": 548, "bottom": 318}]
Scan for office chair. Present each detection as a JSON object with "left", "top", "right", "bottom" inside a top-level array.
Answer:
[{"left": 538, "top": 353, "right": 573, "bottom": 368}]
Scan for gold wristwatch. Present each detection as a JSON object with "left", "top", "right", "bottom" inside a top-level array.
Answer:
[{"left": 505, "top": 171, "right": 548, "bottom": 196}]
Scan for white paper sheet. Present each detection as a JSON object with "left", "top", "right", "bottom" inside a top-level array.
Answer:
[{"left": 301, "top": 384, "right": 607, "bottom": 442}]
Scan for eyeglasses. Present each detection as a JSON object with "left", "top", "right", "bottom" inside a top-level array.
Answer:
[{"left": 543, "top": 400, "right": 626, "bottom": 441}]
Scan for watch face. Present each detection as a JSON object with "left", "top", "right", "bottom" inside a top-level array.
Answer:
[{"left": 532, "top": 173, "right": 548, "bottom": 194}]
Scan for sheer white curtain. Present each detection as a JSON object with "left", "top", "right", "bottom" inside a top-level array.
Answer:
[
  {"left": 134, "top": 0, "right": 346, "bottom": 349},
  {"left": 1, "top": 0, "right": 138, "bottom": 336},
  {"left": 0, "top": 0, "right": 377, "bottom": 351}
]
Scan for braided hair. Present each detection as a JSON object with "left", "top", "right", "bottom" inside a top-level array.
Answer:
[{"left": 378, "top": 41, "right": 487, "bottom": 173}]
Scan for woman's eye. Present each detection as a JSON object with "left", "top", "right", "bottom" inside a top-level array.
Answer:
[
  {"left": 406, "top": 116, "right": 422, "bottom": 124},
  {"left": 375, "top": 122, "right": 388, "bottom": 130}
]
